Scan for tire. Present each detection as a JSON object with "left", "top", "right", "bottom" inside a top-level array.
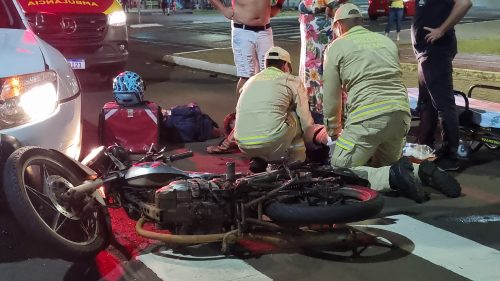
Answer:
[
  {"left": 265, "top": 185, "right": 384, "bottom": 224},
  {"left": 2, "top": 147, "right": 110, "bottom": 260}
]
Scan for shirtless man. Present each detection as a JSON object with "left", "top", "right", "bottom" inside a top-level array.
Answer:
[{"left": 209, "top": 0, "right": 284, "bottom": 95}]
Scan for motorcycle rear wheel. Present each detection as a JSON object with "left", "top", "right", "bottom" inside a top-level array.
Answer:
[
  {"left": 265, "top": 185, "right": 383, "bottom": 224},
  {"left": 2, "top": 147, "right": 110, "bottom": 260}
]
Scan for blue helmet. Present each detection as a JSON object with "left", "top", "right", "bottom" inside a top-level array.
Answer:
[{"left": 112, "top": 71, "right": 146, "bottom": 106}]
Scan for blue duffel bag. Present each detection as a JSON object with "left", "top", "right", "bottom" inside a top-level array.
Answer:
[{"left": 165, "top": 103, "right": 219, "bottom": 143}]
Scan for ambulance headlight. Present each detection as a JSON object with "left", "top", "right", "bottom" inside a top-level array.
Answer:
[
  {"left": 0, "top": 71, "right": 58, "bottom": 129},
  {"left": 108, "top": 11, "right": 126, "bottom": 26}
]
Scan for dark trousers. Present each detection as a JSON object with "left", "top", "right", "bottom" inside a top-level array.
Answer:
[
  {"left": 385, "top": 8, "right": 404, "bottom": 33},
  {"left": 417, "top": 53, "right": 459, "bottom": 158}
]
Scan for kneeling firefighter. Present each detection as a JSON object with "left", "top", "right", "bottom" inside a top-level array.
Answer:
[
  {"left": 234, "top": 46, "right": 327, "bottom": 171},
  {"left": 322, "top": 3, "right": 461, "bottom": 202}
]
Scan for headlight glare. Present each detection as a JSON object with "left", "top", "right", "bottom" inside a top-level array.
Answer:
[
  {"left": 0, "top": 71, "right": 58, "bottom": 129},
  {"left": 108, "top": 11, "right": 126, "bottom": 26},
  {"left": 19, "top": 83, "right": 58, "bottom": 120}
]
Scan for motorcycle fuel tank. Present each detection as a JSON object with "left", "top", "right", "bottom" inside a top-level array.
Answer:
[{"left": 124, "top": 161, "right": 189, "bottom": 187}]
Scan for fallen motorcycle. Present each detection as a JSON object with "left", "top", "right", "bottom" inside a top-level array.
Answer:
[{"left": 2, "top": 145, "right": 384, "bottom": 260}]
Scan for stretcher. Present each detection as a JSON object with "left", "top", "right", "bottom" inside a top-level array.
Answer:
[{"left": 408, "top": 85, "right": 500, "bottom": 158}]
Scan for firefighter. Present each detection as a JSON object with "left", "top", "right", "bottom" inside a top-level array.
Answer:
[
  {"left": 322, "top": 3, "right": 461, "bottom": 202},
  {"left": 234, "top": 46, "right": 325, "bottom": 171}
]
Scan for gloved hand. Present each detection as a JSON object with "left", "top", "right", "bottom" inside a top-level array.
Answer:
[{"left": 313, "top": 126, "right": 330, "bottom": 146}]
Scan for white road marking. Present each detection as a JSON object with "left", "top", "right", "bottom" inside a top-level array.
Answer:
[
  {"left": 130, "top": 23, "right": 164, "bottom": 28},
  {"left": 138, "top": 249, "right": 272, "bottom": 281},
  {"left": 174, "top": 47, "right": 232, "bottom": 55},
  {"left": 362, "top": 215, "right": 500, "bottom": 281}
]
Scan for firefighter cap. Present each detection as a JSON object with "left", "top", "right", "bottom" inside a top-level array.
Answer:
[
  {"left": 333, "top": 3, "right": 362, "bottom": 24},
  {"left": 265, "top": 46, "right": 292, "bottom": 65}
]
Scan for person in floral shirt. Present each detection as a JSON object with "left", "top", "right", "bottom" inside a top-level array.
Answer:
[{"left": 299, "top": 0, "right": 347, "bottom": 114}]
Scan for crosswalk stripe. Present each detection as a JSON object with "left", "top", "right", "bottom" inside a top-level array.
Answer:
[
  {"left": 138, "top": 249, "right": 272, "bottom": 281},
  {"left": 130, "top": 23, "right": 164, "bottom": 28},
  {"left": 360, "top": 215, "right": 500, "bottom": 281}
]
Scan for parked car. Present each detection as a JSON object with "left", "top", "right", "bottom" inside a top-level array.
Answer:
[
  {"left": 368, "top": 0, "right": 416, "bottom": 20},
  {"left": 16, "top": 0, "right": 129, "bottom": 80},
  {"left": 0, "top": 0, "right": 82, "bottom": 161}
]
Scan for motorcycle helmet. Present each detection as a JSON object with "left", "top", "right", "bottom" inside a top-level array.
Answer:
[{"left": 112, "top": 71, "right": 146, "bottom": 106}]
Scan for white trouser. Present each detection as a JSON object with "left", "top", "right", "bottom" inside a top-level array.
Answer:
[{"left": 231, "top": 22, "right": 274, "bottom": 78}]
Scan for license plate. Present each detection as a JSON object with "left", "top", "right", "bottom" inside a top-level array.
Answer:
[{"left": 67, "top": 59, "right": 86, "bottom": 70}]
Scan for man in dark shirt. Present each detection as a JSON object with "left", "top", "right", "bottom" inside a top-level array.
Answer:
[{"left": 411, "top": 0, "right": 472, "bottom": 171}]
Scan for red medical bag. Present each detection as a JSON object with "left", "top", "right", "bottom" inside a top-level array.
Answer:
[{"left": 99, "top": 101, "right": 161, "bottom": 153}]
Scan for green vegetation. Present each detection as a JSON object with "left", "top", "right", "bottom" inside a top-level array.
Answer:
[
  {"left": 401, "top": 65, "right": 500, "bottom": 103},
  {"left": 458, "top": 37, "right": 500, "bottom": 55},
  {"left": 399, "top": 36, "right": 500, "bottom": 56}
]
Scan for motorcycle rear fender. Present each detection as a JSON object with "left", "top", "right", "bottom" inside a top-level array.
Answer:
[{"left": 48, "top": 149, "right": 98, "bottom": 180}]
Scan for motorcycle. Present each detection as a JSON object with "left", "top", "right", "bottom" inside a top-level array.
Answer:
[{"left": 2, "top": 145, "right": 384, "bottom": 260}]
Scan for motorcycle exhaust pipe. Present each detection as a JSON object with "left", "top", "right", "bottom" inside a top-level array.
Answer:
[
  {"left": 136, "top": 218, "right": 235, "bottom": 244},
  {"left": 136, "top": 218, "right": 366, "bottom": 251}
]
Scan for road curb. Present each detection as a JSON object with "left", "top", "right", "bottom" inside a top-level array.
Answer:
[
  {"left": 164, "top": 55, "right": 500, "bottom": 83},
  {"left": 162, "top": 55, "right": 237, "bottom": 76},
  {"left": 400, "top": 63, "right": 500, "bottom": 82}
]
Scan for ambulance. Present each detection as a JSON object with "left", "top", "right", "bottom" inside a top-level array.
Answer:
[{"left": 17, "top": 0, "right": 128, "bottom": 78}]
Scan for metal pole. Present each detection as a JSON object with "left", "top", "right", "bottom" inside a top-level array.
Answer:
[{"left": 138, "top": 0, "right": 142, "bottom": 24}]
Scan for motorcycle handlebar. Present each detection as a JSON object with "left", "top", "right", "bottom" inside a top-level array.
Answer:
[{"left": 167, "top": 151, "right": 194, "bottom": 162}]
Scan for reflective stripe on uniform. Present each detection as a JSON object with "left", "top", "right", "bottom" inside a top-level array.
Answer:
[
  {"left": 237, "top": 131, "right": 285, "bottom": 145},
  {"left": 336, "top": 137, "right": 354, "bottom": 151},
  {"left": 350, "top": 100, "right": 409, "bottom": 121},
  {"left": 288, "top": 142, "right": 305, "bottom": 151}
]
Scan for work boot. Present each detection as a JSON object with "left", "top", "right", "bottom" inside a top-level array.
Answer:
[
  {"left": 249, "top": 157, "right": 268, "bottom": 173},
  {"left": 418, "top": 160, "right": 461, "bottom": 198},
  {"left": 434, "top": 156, "right": 460, "bottom": 171},
  {"left": 434, "top": 149, "right": 460, "bottom": 171},
  {"left": 389, "top": 157, "right": 427, "bottom": 203}
]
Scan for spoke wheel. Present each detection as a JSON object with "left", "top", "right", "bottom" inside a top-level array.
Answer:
[{"left": 3, "top": 147, "right": 110, "bottom": 260}]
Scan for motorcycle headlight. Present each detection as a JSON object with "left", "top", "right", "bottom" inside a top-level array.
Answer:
[
  {"left": 108, "top": 11, "right": 126, "bottom": 26},
  {"left": 0, "top": 71, "right": 58, "bottom": 129}
]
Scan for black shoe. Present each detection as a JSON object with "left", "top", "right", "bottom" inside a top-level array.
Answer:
[
  {"left": 418, "top": 160, "right": 461, "bottom": 198},
  {"left": 434, "top": 156, "right": 460, "bottom": 171},
  {"left": 249, "top": 157, "right": 267, "bottom": 173},
  {"left": 389, "top": 157, "right": 427, "bottom": 203}
]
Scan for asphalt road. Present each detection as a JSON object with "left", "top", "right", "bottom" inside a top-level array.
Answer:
[{"left": 1, "top": 9, "right": 500, "bottom": 281}]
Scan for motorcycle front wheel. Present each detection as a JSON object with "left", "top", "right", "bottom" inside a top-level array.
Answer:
[
  {"left": 2, "top": 147, "right": 110, "bottom": 260},
  {"left": 265, "top": 185, "right": 383, "bottom": 224}
]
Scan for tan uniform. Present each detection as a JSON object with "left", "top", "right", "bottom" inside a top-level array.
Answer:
[
  {"left": 323, "top": 26, "right": 413, "bottom": 191},
  {"left": 235, "top": 66, "right": 315, "bottom": 162}
]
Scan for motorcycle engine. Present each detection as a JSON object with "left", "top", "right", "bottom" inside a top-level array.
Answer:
[{"left": 155, "top": 178, "right": 230, "bottom": 234}]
